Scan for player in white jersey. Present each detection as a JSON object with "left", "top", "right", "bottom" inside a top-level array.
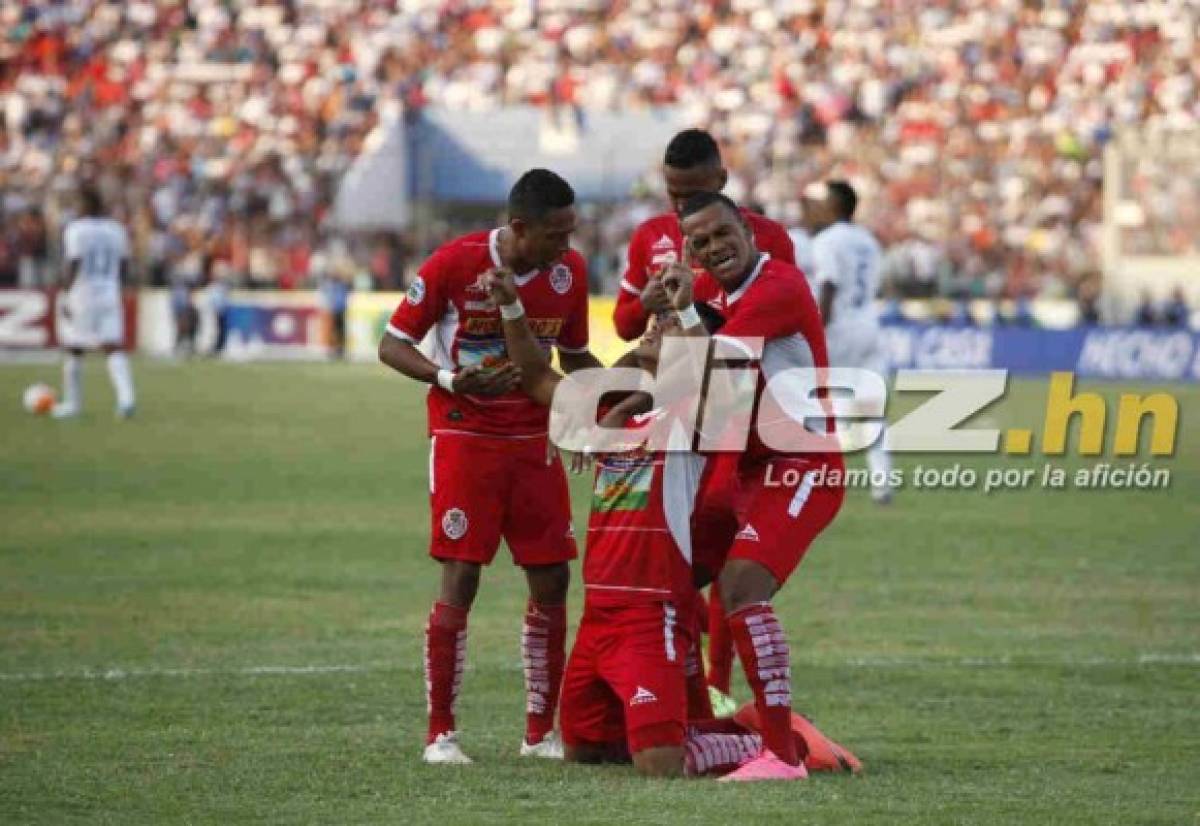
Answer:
[
  {"left": 808, "top": 180, "right": 893, "bottom": 503},
  {"left": 53, "top": 186, "right": 136, "bottom": 419}
]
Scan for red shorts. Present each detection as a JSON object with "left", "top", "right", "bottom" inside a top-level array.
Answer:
[
  {"left": 726, "top": 456, "right": 845, "bottom": 585},
  {"left": 560, "top": 598, "right": 689, "bottom": 754},
  {"left": 428, "top": 433, "right": 577, "bottom": 567}
]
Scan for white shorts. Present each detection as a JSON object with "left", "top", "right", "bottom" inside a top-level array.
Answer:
[
  {"left": 826, "top": 321, "right": 887, "bottom": 378},
  {"left": 58, "top": 297, "right": 124, "bottom": 349}
]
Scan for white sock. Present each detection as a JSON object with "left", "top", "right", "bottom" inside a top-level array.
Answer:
[
  {"left": 62, "top": 354, "right": 82, "bottom": 411},
  {"left": 106, "top": 351, "right": 135, "bottom": 409},
  {"left": 867, "top": 425, "right": 892, "bottom": 498}
]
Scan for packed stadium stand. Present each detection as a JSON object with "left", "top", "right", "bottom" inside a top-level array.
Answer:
[{"left": 1, "top": 0, "right": 1197, "bottom": 315}]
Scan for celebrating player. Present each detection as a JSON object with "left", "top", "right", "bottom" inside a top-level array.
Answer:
[
  {"left": 664, "top": 191, "right": 846, "bottom": 782},
  {"left": 484, "top": 268, "right": 768, "bottom": 778},
  {"left": 807, "top": 180, "right": 893, "bottom": 504},
  {"left": 611, "top": 127, "right": 796, "bottom": 702},
  {"left": 53, "top": 185, "right": 136, "bottom": 419},
  {"left": 378, "top": 169, "right": 600, "bottom": 764}
]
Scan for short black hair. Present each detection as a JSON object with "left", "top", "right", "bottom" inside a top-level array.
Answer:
[
  {"left": 79, "top": 185, "right": 104, "bottom": 215},
  {"left": 679, "top": 190, "right": 741, "bottom": 222},
  {"left": 508, "top": 168, "right": 575, "bottom": 224},
  {"left": 695, "top": 301, "right": 725, "bottom": 334},
  {"left": 664, "top": 128, "right": 721, "bottom": 170},
  {"left": 827, "top": 180, "right": 858, "bottom": 220}
]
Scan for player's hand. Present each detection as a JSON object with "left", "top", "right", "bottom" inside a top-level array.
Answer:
[
  {"left": 452, "top": 363, "right": 521, "bottom": 396},
  {"left": 567, "top": 449, "right": 593, "bottom": 475},
  {"left": 640, "top": 275, "right": 671, "bottom": 315},
  {"left": 482, "top": 267, "right": 519, "bottom": 308},
  {"left": 660, "top": 261, "right": 695, "bottom": 310}
]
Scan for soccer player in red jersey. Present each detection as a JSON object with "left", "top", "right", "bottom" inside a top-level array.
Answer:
[
  {"left": 612, "top": 128, "right": 795, "bottom": 700},
  {"left": 484, "top": 269, "right": 767, "bottom": 778},
  {"left": 662, "top": 191, "right": 847, "bottom": 782},
  {"left": 612, "top": 128, "right": 796, "bottom": 342},
  {"left": 378, "top": 169, "right": 601, "bottom": 764}
]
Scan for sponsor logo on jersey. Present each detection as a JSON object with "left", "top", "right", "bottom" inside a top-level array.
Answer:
[
  {"left": 463, "top": 317, "right": 564, "bottom": 337},
  {"left": 466, "top": 273, "right": 491, "bottom": 295},
  {"left": 651, "top": 233, "right": 675, "bottom": 251},
  {"left": 407, "top": 276, "right": 426, "bottom": 305},
  {"left": 630, "top": 686, "right": 658, "bottom": 706},
  {"left": 592, "top": 459, "right": 654, "bottom": 512},
  {"left": 549, "top": 263, "right": 572, "bottom": 295},
  {"left": 442, "top": 508, "right": 469, "bottom": 540},
  {"left": 464, "top": 300, "right": 494, "bottom": 312},
  {"left": 650, "top": 250, "right": 678, "bottom": 269},
  {"left": 735, "top": 523, "right": 760, "bottom": 542}
]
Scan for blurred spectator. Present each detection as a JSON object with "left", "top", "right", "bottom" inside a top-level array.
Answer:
[
  {"left": 1135, "top": 290, "right": 1158, "bottom": 327},
  {"left": 1162, "top": 287, "right": 1190, "bottom": 328}
]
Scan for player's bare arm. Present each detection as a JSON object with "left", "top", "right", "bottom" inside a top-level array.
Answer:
[
  {"left": 378, "top": 335, "right": 520, "bottom": 396},
  {"left": 485, "top": 268, "right": 563, "bottom": 407}
]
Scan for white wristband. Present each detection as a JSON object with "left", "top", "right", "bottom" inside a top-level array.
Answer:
[
  {"left": 677, "top": 305, "right": 702, "bottom": 330},
  {"left": 436, "top": 369, "right": 456, "bottom": 393},
  {"left": 499, "top": 299, "right": 526, "bottom": 320}
]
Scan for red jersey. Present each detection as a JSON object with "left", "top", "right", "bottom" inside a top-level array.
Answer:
[
  {"left": 585, "top": 410, "right": 705, "bottom": 606},
  {"left": 386, "top": 229, "right": 589, "bottom": 438},
  {"left": 613, "top": 209, "right": 796, "bottom": 341},
  {"left": 710, "top": 253, "right": 838, "bottom": 466}
]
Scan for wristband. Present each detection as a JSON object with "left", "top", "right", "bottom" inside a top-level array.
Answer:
[
  {"left": 499, "top": 299, "right": 526, "bottom": 320},
  {"left": 677, "top": 305, "right": 702, "bottom": 330},
  {"left": 436, "top": 369, "right": 456, "bottom": 393}
]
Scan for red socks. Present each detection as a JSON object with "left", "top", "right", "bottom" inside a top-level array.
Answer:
[
  {"left": 683, "top": 731, "right": 762, "bottom": 776},
  {"left": 522, "top": 600, "right": 566, "bottom": 745},
  {"left": 706, "top": 583, "right": 734, "bottom": 693},
  {"left": 425, "top": 601, "right": 468, "bottom": 744},
  {"left": 728, "top": 602, "right": 801, "bottom": 765}
]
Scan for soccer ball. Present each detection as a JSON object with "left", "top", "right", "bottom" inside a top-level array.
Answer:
[{"left": 22, "top": 383, "right": 56, "bottom": 415}]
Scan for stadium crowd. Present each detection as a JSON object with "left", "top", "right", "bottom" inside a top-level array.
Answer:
[{"left": 1, "top": 0, "right": 1198, "bottom": 308}]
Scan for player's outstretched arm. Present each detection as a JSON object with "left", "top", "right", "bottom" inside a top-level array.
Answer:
[
  {"left": 379, "top": 334, "right": 519, "bottom": 396},
  {"left": 484, "top": 269, "right": 562, "bottom": 407}
]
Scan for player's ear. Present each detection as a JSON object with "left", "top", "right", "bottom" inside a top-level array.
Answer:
[{"left": 716, "top": 166, "right": 729, "bottom": 191}]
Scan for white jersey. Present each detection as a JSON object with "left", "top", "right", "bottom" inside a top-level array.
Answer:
[
  {"left": 63, "top": 217, "right": 129, "bottom": 307},
  {"left": 811, "top": 221, "right": 886, "bottom": 373},
  {"left": 787, "top": 228, "right": 815, "bottom": 281}
]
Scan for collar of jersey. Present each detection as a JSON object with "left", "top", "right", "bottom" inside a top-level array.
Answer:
[
  {"left": 724, "top": 252, "right": 770, "bottom": 305},
  {"left": 489, "top": 228, "right": 540, "bottom": 285}
]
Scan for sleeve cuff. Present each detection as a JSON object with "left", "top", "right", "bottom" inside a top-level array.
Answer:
[
  {"left": 385, "top": 323, "right": 420, "bottom": 343},
  {"left": 619, "top": 279, "right": 642, "bottom": 297}
]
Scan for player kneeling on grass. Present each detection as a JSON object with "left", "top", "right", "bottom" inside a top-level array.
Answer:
[{"left": 485, "top": 270, "right": 766, "bottom": 778}]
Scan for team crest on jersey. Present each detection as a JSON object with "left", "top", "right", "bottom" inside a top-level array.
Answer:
[
  {"left": 549, "top": 263, "right": 572, "bottom": 295},
  {"left": 407, "top": 276, "right": 426, "bottom": 305},
  {"left": 442, "top": 508, "right": 468, "bottom": 540}
]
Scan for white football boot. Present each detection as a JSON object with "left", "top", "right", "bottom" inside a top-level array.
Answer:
[
  {"left": 422, "top": 731, "right": 473, "bottom": 764},
  {"left": 519, "top": 731, "right": 564, "bottom": 759}
]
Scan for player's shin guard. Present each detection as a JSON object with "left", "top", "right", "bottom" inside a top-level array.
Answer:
[
  {"left": 522, "top": 600, "right": 566, "bottom": 745},
  {"left": 105, "top": 351, "right": 135, "bottom": 409},
  {"left": 425, "top": 601, "right": 468, "bottom": 744},
  {"left": 728, "top": 602, "right": 802, "bottom": 766},
  {"left": 683, "top": 732, "right": 762, "bottom": 776},
  {"left": 706, "top": 584, "right": 733, "bottom": 693}
]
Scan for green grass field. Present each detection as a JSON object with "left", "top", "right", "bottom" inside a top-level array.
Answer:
[{"left": 1, "top": 359, "right": 1197, "bottom": 824}]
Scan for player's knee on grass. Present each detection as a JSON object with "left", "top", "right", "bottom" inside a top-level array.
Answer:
[
  {"left": 631, "top": 746, "right": 686, "bottom": 778},
  {"left": 438, "top": 560, "right": 482, "bottom": 609},
  {"left": 524, "top": 561, "right": 570, "bottom": 604},
  {"left": 717, "top": 559, "right": 780, "bottom": 613}
]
